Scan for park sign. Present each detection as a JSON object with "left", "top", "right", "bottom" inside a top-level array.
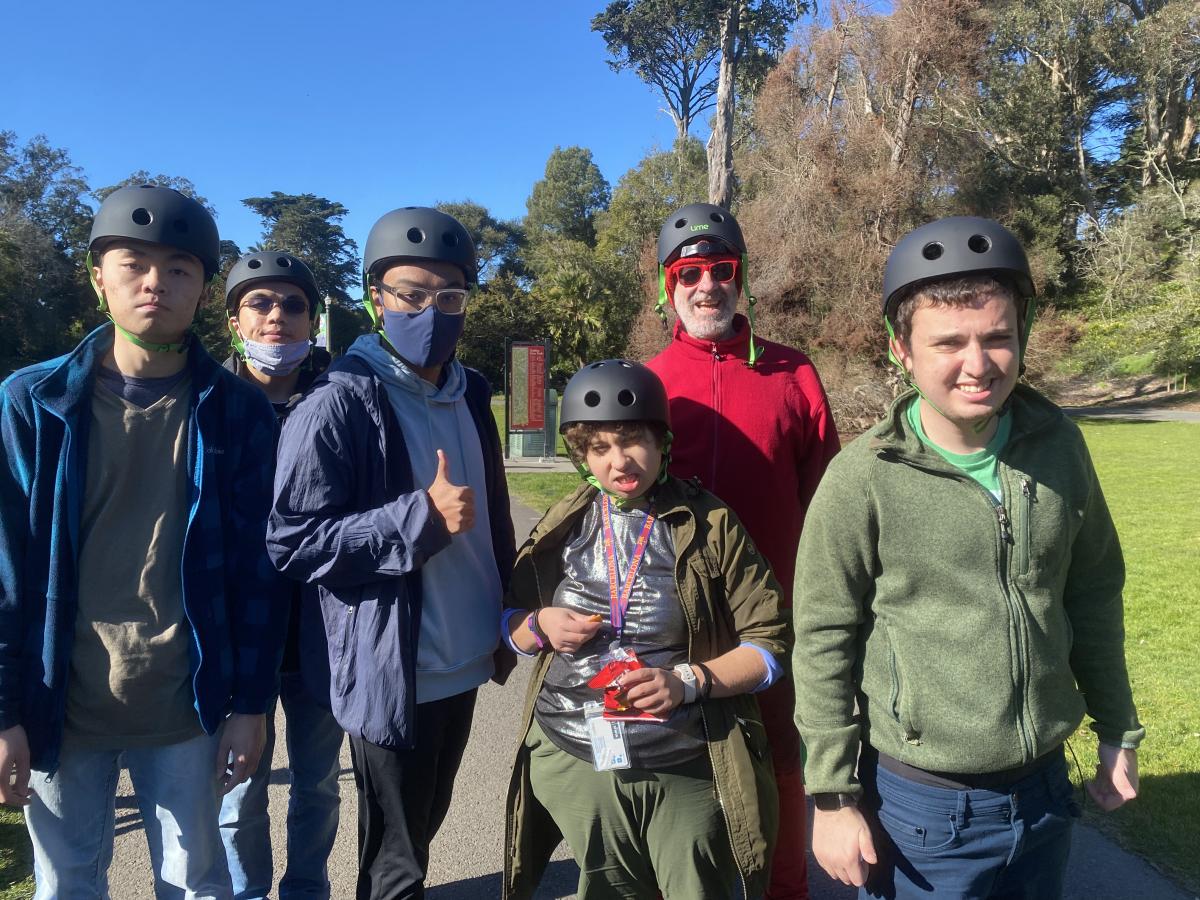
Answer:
[{"left": 505, "top": 340, "right": 554, "bottom": 459}]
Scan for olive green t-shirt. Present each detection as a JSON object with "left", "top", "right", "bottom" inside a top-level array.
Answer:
[{"left": 64, "top": 375, "right": 203, "bottom": 748}]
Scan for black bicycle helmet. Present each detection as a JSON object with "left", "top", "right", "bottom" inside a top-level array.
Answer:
[
  {"left": 882, "top": 217, "right": 1035, "bottom": 323},
  {"left": 225, "top": 251, "right": 322, "bottom": 318},
  {"left": 89, "top": 185, "right": 220, "bottom": 279},
  {"left": 363, "top": 207, "right": 477, "bottom": 284},
  {"left": 657, "top": 203, "right": 746, "bottom": 266},
  {"left": 560, "top": 360, "right": 670, "bottom": 432}
]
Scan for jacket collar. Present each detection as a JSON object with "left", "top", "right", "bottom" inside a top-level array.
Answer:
[
  {"left": 528, "top": 475, "right": 702, "bottom": 555},
  {"left": 670, "top": 314, "right": 751, "bottom": 360},
  {"left": 870, "top": 383, "right": 1063, "bottom": 466},
  {"left": 32, "top": 323, "right": 222, "bottom": 422}
]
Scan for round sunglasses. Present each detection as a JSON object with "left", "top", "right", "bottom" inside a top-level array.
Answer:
[{"left": 670, "top": 259, "right": 738, "bottom": 287}]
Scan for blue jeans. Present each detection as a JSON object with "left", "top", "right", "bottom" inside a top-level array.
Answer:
[
  {"left": 25, "top": 732, "right": 231, "bottom": 899},
  {"left": 862, "top": 753, "right": 1082, "bottom": 899},
  {"left": 219, "top": 673, "right": 344, "bottom": 899}
]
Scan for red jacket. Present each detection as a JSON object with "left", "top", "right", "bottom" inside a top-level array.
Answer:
[{"left": 647, "top": 315, "right": 839, "bottom": 606}]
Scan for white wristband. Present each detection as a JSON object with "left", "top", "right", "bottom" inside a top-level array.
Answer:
[{"left": 673, "top": 663, "right": 698, "bottom": 705}]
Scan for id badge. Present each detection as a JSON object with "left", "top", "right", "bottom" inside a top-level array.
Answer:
[{"left": 584, "top": 701, "right": 630, "bottom": 771}]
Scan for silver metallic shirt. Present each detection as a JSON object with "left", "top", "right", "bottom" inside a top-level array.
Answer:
[{"left": 534, "top": 496, "right": 706, "bottom": 768}]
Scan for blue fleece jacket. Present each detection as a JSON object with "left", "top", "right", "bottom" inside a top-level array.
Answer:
[
  {"left": 0, "top": 325, "right": 290, "bottom": 772},
  {"left": 267, "top": 339, "right": 515, "bottom": 748}
]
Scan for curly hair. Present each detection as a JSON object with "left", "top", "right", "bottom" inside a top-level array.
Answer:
[{"left": 562, "top": 420, "right": 669, "bottom": 465}]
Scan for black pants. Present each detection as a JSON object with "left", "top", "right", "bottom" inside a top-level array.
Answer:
[{"left": 349, "top": 688, "right": 479, "bottom": 900}]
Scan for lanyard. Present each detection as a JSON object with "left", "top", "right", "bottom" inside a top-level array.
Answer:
[{"left": 600, "top": 495, "right": 656, "bottom": 643}]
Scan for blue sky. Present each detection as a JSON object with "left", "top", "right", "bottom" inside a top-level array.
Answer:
[{"left": 2, "top": 0, "right": 704, "bottom": 253}]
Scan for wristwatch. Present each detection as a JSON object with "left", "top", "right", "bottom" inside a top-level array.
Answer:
[
  {"left": 673, "top": 663, "right": 698, "bottom": 704},
  {"left": 813, "top": 792, "right": 859, "bottom": 811}
]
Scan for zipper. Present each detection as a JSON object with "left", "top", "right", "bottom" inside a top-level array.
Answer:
[
  {"left": 991, "top": 476, "right": 1034, "bottom": 760},
  {"left": 1016, "top": 477, "right": 1033, "bottom": 576},
  {"left": 709, "top": 343, "right": 722, "bottom": 492}
]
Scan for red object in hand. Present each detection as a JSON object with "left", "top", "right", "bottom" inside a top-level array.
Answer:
[{"left": 587, "top": 649, "right": 663, "bottom": 721}]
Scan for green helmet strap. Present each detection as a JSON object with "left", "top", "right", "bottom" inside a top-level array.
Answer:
[
  {"left": 741, "top": 253, "right": 762, "bottom": 368},
  {"left": 86, "top": 250, "right": 191, "bottom": 354}
]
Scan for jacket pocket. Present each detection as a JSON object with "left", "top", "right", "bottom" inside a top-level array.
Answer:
[
  {"left": 736, "top": 714, "right": 770, "bottom": 763},
  {"left": 887, "top": 643, "right": 921, "bottom": 745}
]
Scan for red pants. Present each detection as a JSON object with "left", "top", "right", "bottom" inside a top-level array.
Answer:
[{"left": 757, "top": 676, "right": 810, "bottom": 899}]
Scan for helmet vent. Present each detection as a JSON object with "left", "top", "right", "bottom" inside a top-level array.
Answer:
[
  {"left": 247, "top": 259, "right": 263, "bottom": 270},
  {"left": 277, "top": 256, "right": 292, "bottom": 267},
  {"left": 922, "top": 242, "right": 944, "bottom": 260},
  {"left": 709, "top": 212, "right": 725, "bottom": 223},
  {"left": 407, "top": 227, "right": 425, "bottom": 244},
  {"left": 131, "top": 208, "right": 153, "bottom": 226},
  {"left": 674, "top": 218, "right": 687, "bottom": 229},
  {"left": 617, "top": 389, "right": 635, "bottom": 406},
  {"left": 584, "top": 390, "right": 602, "bottom": 408},
  {"left": 968, "top": 234, "right": 992, "bottom": 254},
  {"left": 442, "top": 232, "right": 459, "bottom": 248}
]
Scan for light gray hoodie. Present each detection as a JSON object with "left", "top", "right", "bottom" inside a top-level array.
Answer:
[{"left": 348, "top": 335, "right": 502, "bottom": 703}]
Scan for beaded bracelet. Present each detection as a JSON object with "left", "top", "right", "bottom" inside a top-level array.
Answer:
[{"left": 526, "top": 610, "right": 546, "bottom": 650}]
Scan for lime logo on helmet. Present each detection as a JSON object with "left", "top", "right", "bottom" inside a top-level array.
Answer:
[{"left": 689, "top": 224, "right": 711, "bottom": 232}]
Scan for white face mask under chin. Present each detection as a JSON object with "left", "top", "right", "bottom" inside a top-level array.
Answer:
[{"left": 242, "top": 338, "right": 312, "bottom": 376}]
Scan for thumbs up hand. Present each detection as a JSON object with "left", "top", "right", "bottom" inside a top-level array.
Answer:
[{"left": 427, "top": 449, "right": 475, "bottom": 534}]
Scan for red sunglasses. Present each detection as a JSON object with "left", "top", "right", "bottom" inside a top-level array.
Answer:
[{"left": 668, "top": 258, "right": 739, "bottom": 287}]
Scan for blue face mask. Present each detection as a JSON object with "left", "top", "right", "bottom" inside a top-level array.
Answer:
[{"left": 381, "top": 306, "right": 464, "bottom": 369}]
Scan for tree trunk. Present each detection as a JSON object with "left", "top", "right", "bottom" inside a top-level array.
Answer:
[{"left": 707, "top": 1, "right": 740, "bottom": 209}]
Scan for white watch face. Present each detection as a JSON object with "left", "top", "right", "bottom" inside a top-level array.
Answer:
[{"left": 674, "top": 664, "right": 696, "bottom": 685}]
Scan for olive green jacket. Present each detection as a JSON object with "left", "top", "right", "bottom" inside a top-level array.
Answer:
[
  {"left": 794, "top": 385, "right": 1145, "bottom": 797},
  {"left": 503, "top": 476, "right": 792, "bottom": 899}
]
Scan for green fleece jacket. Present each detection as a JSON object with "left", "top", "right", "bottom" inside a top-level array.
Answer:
[
  {"left": 794, "top": 385, "right": 1144, "bottom": 796},
  {"left": 503, "top": 476, "right": 792, "bottom": 900}
]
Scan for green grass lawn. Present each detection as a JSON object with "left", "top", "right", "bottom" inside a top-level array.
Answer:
[
  {"left": 1067, "top": 420, "right": 1200, "bottom": 893},
  {"left": 0, "top": 807, "right": 31, "bottom": 898}
]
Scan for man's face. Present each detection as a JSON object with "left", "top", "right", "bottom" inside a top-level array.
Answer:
[
  {"left": 230, "top": 281, "right": 312, "bottom": 346},
  {"left": 892, "top": 292, "right": 1020, "bottom": 435},
  {"left": 93, "top": 239, "right": 206, "bottom": 343},
  {"left": 669, "top": 251, "right": 740, "bottom": 342},
  {"left": 584, "top": 426, "right": 663, "bottom": 502}
]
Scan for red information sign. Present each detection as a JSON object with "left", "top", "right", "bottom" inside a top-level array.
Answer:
[{"left": 509, "top": 342, "right": 547, "bottom": 432}]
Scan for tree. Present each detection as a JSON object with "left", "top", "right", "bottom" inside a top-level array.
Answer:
[
  {"left": 525, "top": 147, "right": 611, "bottom": 247},
  {"left": 0, "top": 132, "right": 97, "bottom": 373},
  {"left": 436, "top": 200, "right": 525, "bottom": 282},
  {"left": 708, "top": 1, "right": 805, "bottom": 207},
  {"left": 242, "top": 192, "right": 368, "bottom": 355},
  {"left": 593, "top": 0, "right": 723, "bottom": 142}
]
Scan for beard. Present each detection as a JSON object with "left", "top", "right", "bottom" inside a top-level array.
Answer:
[{"left": 676, "top": 300, "right": 736, "bottom": 341}]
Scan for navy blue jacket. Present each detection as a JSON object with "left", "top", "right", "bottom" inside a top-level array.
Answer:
[
  {"left": 0, "top": 326, "right": 290, "bottom": 771},
  {"left": 267, "top": 354, "right": 515, "bottom": 748}
]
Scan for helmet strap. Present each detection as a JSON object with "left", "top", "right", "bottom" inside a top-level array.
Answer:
[
  {"left": 86, "top": 250, "right": 191, "bottom": 354},
  {"left": 656, "top": 265, "right": 669, "bottom": 324},
  {"left": 742, "top": 253, "right": 762, "bottom": 367}
]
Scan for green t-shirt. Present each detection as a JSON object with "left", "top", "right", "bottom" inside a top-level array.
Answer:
[{"left": 906, "top": 397, "right": 1011, "bottom": 500}]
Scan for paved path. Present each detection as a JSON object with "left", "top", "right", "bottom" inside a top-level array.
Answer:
[
  {"left": 1063, "top": 406, "right": 1200, "bottom": 422},
  {"left": 107, "top": 499, "right": 1195, "bottom": 899}
]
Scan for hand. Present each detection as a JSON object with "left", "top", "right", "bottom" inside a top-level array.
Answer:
[
  {"left": 216, "top": 713, "right": 267, "bottom": 795},
  {"left": 1087, "top": 745, "right": 1138, "bottom": 811},
  {"left": 617, "top": 667, "right": 685, "bottom": 718},
  {"left": 0, "top": 725, "right": 32, "bottom": 807},
  {"left": 427, "top": 449, "right": 475, "bottom": 534},
  {"left": 812, "top": 805, "right": 877, "bottom": 887},
  {"left": 538, "top": 608, "right": 603, "bottom": 654}
]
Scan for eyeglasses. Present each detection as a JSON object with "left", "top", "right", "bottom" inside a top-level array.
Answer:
[
  {"left": 376, "top": 281, "right": 469, "bottom": 315},
  {"left": 241, "top": 297, "right": 310, "bottom": 316},
  {"left": 669, "top": 258, "right": 738, "bottom": 288}
]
